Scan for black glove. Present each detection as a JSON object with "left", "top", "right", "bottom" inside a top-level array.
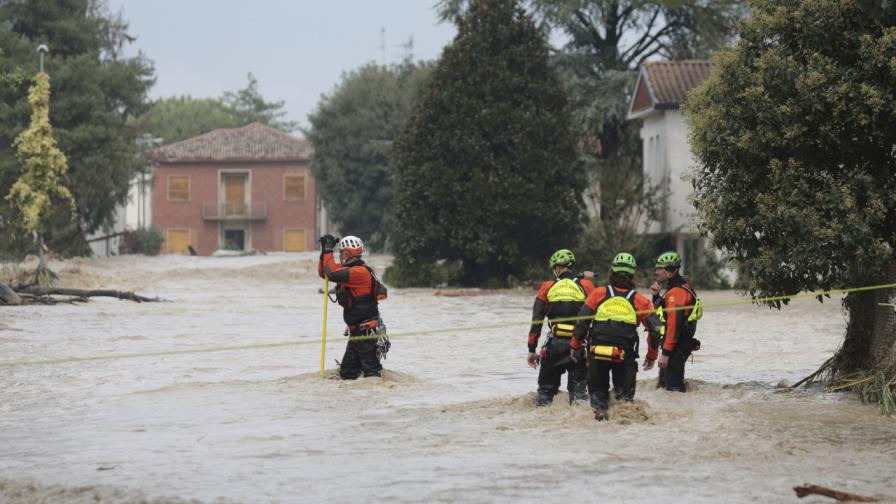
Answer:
[{"left": 318, "top": 234, "right": 338, "bottom": 251}]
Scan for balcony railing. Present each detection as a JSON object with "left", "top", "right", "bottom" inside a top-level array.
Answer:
[{"left": 202, "top": 201, "right": 267, "bottom": 221}]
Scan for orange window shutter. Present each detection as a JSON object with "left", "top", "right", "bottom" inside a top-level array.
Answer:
[
  {"left": 168, "top": 176, "right": 190, "bottom": 200},
  {"left": 284, "top": 175, "right": 305, "bottom": 201},
  {"left": 284, "top": 230, "right": 305, "bottom": 252},
  {"left": 167, "top": 230, "right": 190, "bottom": 254}
]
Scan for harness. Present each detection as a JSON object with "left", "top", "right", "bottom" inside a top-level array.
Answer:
[
  {"left": 656, "top": 282, "right": 701, "bottom": 344},
  {"left": 546, "top": 277, "right": 585, "bottom": 338},
  {"left": 590, "top": 285, "right": 639, "bottom": 361},
  {"left": 335, "top": 264, "right": 388, "bottom": 309}
]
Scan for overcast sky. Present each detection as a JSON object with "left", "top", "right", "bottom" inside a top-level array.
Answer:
[{"left": 107, "top": 0, "right": 457, "bottom": 132}]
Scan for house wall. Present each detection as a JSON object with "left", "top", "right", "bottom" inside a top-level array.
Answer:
[
  {"left": 639, "top": 109, "right": 698, "bottom": 235},
  {"left": 663, "top": 110, "right": 698, "bottom": 234},
  {"left": 152, "top": 161, "right": 315, "bottom": 255}
]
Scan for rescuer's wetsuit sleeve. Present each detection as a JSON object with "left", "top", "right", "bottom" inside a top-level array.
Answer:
[
  {"left": 318, "top": 251, "right": 372, "bottom": 292},
  {"left": 528, "top": 281, "right": 553, "bottom": 352}
]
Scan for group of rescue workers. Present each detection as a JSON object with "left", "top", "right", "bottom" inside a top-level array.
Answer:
[
  {"left": 529, "top": 249, "right": 701, "bottom": 421},
  {"left": 317, "top": 232, "right": 701, "bottom": 422}
]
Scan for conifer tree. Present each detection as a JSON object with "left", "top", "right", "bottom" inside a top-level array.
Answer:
[{"left": 394, "top": 0, "right": 582, "bottom": 286}]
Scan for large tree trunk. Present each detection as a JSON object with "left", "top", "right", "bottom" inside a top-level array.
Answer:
[{"left": 832, "top": 263, "right": 896, "bottom": 385}]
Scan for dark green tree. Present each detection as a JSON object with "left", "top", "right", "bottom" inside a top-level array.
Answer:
[
  {"left": 306, "top": 61, "right": 431, "bottom": 250},
  {"left": 688, "top": 0, "right": 896, "bottom": 395},
  {"left": 394, "top": 0, "right": 582, "bottom": 286},
  {"left": 0, "top": 0, "right": 154, "bottom": 257}
]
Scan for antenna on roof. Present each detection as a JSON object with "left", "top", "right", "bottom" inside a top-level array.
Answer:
[{"left": 396, "top": 35, "right": 414, "bottom": 61}]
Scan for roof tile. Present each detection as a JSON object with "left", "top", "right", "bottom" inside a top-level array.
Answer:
[
  {"left": 642, "top": 60, "right": 712, "bottom": 106},
  {"left": 149, "top": 123, "right": 312, "bottom": 162}
]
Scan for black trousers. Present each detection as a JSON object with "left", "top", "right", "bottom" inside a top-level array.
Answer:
[
  {"left": 339, "top": 339, "right": 382, "bottom": 379},
  {"left": 587, "top": 356, "right": 638, "bottom": 412},
  {"left": 537, "top": 337, "right": 587, "bottom": 404},
  {"left": 658, "top": 346, "right": 690, "bottom": 392}
]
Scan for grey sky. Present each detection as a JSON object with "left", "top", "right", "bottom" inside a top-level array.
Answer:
[{"left": 108, "top": 0, "right": 456, "bottom": 132}]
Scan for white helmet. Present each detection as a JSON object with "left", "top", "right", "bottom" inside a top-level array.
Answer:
[{"left": 339, "top": 235, "right": 364, "bottom": 254}]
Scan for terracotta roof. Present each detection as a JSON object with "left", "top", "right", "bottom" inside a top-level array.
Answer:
[
  {"left": 149, "top": 123, "right": 312, "bottom": 163},
  {"left": 628, "top": 60, "right": 711, "bottom": 119}
]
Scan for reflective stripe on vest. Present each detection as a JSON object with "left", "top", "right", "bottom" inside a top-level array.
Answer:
[
  {"left": 594, "top": 285, "right": 637, "bottom": 325},
  {"left": 546, "top": 277, "right": 586, "bottom": 303}
]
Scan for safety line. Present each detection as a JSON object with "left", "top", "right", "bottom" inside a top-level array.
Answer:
[{"left": 1, "top": 282, "right": 894, "bottom": 368}]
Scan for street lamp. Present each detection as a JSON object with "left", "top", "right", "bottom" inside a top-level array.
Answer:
[{"left": 37, "top": 44, "right": 48, "bottom": 73}]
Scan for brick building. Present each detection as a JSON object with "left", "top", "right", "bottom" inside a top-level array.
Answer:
[{"left": 149, "top": 123, "right": 316, "bottom": 255}]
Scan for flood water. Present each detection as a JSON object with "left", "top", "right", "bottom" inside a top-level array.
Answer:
[{"left": 1, "top": 253, "right": 894, "bottom": 503}]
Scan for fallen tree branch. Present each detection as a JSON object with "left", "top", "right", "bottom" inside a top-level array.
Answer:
[
  {"left": 14, "top": 286, "right": 161, "bottom": 303},
  {"left": 790, "top": 356, "right": 835, "bottom": 389},
  {"left": 0, "top": 283, "right": 22, "bottom": 305},
  {"left": 793, "top": 483, "right": 879, "bottom": 502}
]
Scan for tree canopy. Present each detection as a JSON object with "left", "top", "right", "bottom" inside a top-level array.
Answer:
[
  {"left": 687, "top": 0, "right": 896, "bottom": 378},
  {"left": 0, "top": 0, "right": 154, "bottom": 257},
  {"left": 306, "top": 61, "right": 431, "bottom": 250},
  {"left": 393, "top": 0, "right": 582, "bottom": 286},
  {"left": 7, "top": 72, "right": 74, "bottom": 238},
  {"left": 131, "top": 73, "right": 297, "bottom": 145}
]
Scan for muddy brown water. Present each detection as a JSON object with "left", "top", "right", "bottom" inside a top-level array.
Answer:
[{"left": 1, "top": 254, "right": 894, "bottom": 503}]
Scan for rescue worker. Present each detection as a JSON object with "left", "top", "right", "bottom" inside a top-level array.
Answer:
[
  {"left": 318, "top": 234, "right": 388, "bottom": 379},
  {"left": 651, "top": 251, "right": 701, "bottom": 392},
  {"left": 528, "top": 249, "right": 596, "bottom": 406},
  {"left": 570, "top": 253, "right": 662, "bottom": 421}
]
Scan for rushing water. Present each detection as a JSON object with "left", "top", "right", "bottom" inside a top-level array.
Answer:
[{"left": 1, "top": 254, "right": 894, "bottom": 503}]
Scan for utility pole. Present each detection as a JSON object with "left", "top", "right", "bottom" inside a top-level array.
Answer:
[{"left": 379, "top": 27, "right": 386, "bottom": 65}]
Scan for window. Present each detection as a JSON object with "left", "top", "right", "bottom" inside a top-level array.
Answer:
[
  {"left": 168, "top": 175, "right": 190, "bottom": 201},
  {"left": 284, "top": 175, "right": 305, "bottom": 201},
  {"left": 284, "top": 230, "right": 305, "bottom": 252}
]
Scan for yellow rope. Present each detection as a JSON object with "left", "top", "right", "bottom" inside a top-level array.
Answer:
[{"left": 1, "top": 282, "right": 894, "bottom": 368}]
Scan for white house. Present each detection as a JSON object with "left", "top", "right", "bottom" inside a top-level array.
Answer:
[{"left": 627, "top": 60, "right": 712, "bottom": 274}]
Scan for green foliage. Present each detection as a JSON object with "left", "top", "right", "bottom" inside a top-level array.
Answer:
[
  {"left": 126, "top": 226, "right": 162, "bottom": 256},
  {"left": 393, "top": 0, "right": 583, "bottom": 287},
  {"left": 128, "top": 96, "right": 242, "bottom": 145},
  {"left": 131, "top": 73, "right": 297, "bottom": 145},
  {"left": 130, "top": 73, "right": 297, "bottom": 145},
  {"left": 687, "top": 0, "right": 896, "bottom": 303},
  {"left": 222, "top": 72, "right": 298, "bottom": 132},
  {"left": 306, "top": 61, "right": 432, "bottom": 250},
  {"left": 0, "top": 0, "right": 154, "bottom": 257},
  {"left": 6, "top": 73, "right": 75, "bottom": 235}
]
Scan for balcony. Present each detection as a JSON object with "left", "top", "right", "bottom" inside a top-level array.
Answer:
[{"left": 202, "top": 201, "right": 267, "bottom": 221}]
